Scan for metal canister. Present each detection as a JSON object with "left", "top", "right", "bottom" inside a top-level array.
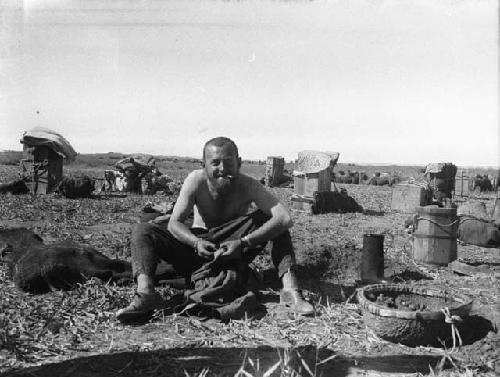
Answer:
[{"left": 361, "top": 233, "right": 385, "bottom": 283}]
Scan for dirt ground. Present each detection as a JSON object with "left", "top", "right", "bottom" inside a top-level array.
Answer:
[{"left": 1, "top": 163, "right": 499, "bottom": 377}]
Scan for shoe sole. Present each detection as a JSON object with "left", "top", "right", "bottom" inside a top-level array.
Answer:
[{"left": 116, "top": 308, "right": 163, "bottom": 323}]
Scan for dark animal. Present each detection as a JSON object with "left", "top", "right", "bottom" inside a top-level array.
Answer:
[
  {"left": 10, "top": 240, "right": 132, "bottom": 293},
  {"left": 472, "top": 175, "right": 493, "bottom": 192},
  {"left": 311, "top": 189, "right": 363, "bottom": 214},
  {"left": 0, "top": 227, "right": 44, "bottom": 260},
  {"left": 0, "top": 179, "right": 29, "bottom": 195},
  {"left": 57, "top": 176, "right": 95, "bottom": 199}
]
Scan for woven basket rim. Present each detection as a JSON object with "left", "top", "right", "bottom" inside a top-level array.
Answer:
[{"left": 357, "top": 284, "right": 473, "bottom": 321}]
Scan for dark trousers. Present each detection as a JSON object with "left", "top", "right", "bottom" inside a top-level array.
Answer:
[{"left": 131, "top": 210, "right": 295, "bottom": 280}]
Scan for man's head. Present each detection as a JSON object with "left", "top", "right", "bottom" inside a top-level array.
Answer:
[
  {"left": 202, "top": 137, "right": 239, "bottom": 161},
  {"left": 202, "top": 137, "right": 241, "bottom": 195}
]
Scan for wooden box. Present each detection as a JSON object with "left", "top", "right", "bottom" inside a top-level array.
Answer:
[
  {"left": 293, "top": 170, "right": 331, "bottom": 197},
  {"left": 292, "top": 170, "right": 331, "bottom": 211},
  {"left": 391, "top": 184, "right": 429, "bottom": 213},
  {"left": 291, "top": 193, "right": 314, "bottom": 211},
  {"left": 21, "top": 146, "right": 63, "bottom": 194}
]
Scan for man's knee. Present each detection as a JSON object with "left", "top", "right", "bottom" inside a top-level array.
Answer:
[
  {"left": 132, "top": 223, "right": 157, "bottom": 241},
  {"left": 273, "top": 229, "right": 292, "bottom": 243}
]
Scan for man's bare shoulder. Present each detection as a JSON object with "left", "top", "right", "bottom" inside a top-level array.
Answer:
[
  {"left": 182, "top": 169, "right": 206, "bottom": 189},
  {"left": 237, "top": 173, "right": 268, "bottom": 194},
  {"left": 186, "top": 169, "right": 206, "bottom": 180},
  {"left": 238, "top": 173, "right": 262, "bottom": 186}
]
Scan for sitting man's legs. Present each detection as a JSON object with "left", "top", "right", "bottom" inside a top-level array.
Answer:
[
  {"left": 117, "top": 211, "right": 313, "bottom": 322},
  {"left": 217, "top": 210, "right": 313, "bottom": 315},
  {"left": 116, "top": 222, "right": 204, "bottom": 322}
]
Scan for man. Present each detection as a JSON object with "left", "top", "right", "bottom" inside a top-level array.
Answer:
[{"left": 117, "top": 137, "right": 313, "bottom": 322}]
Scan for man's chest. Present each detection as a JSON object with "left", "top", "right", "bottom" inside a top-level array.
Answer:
[{"left": 195, "top": 192, "right": 250, "bottom": 226}]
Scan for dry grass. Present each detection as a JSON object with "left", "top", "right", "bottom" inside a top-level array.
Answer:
[{"left": 0, "top": 159, "right": 499, "bottom": 376}]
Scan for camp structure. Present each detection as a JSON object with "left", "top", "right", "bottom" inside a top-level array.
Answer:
[
  {"left": 20, "top": 127, "right": 77, "bottom": 194},
  {"left": 291, "top": 150, "right": 339, "bottom": 211}
]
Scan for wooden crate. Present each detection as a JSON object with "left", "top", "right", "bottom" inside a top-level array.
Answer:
[
  {"left": 391, "top": 184, "right": 429, "bottom": 213},
  {"left": 291, "top": 193, "right": 314, "bottom": 211},
  {"left": 293, "top": 170, "right": 331, "bottom": 197},
  {"left": 292, "top": 170, "right": 331, "bottom": 211},
  {"left": 21, "top": 146, "right": 63, "bottom": 194}
]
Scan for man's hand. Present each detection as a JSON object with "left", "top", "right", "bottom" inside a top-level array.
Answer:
[
  {"left": 195, "top": 239, "right": 218, "bottom": 260},
  {"left": 150, "top": 214, "right": 171, "bottom": 224},
  {"left": 217, "top": 239, "right": 243, "bottom": 261}
]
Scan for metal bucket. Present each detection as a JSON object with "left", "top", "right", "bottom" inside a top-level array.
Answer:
[{"left": 361, "top": 234, "right": 385, "bottom": 283}]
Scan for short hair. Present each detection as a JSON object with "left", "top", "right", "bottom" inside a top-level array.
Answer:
[{"left": 202, "top": 137, "right": 239, "bottom": 161}]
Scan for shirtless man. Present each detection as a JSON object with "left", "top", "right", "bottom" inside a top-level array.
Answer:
[{"left": 116, "top": 137, "right": 313, "bottom": 322}]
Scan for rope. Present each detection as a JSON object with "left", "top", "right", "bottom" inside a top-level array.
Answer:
[
  {"left": 416, "top": 216, "right": 460, "bottom": 229},
  {"left": 458, "top": 215, "right": 494, "bottom": 225},
  {"left": 414, "top": 216, "right": 460, "bottom": 239},
  {"left": 440, "top": 307, "right": 463, "bottom": 353}
]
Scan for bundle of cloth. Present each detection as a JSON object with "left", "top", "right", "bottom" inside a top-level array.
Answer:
[
  {"left": 115, "top": 156, "right": 156, "bottom": 193},
  {"left": 163, "top": 257, "right": 260, "bottom": 322},
  {"left": 424, "top": 162, "right": 457, "bottom": 202}
]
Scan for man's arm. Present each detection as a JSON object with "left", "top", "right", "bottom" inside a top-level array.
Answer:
[
  {"left": 167, "top": 171, "right": 216, "bottom": 259},
  {"left": 219, "top": 176, "right": 292, "bottom": 260},
  {"left": 241, "top": 176, "right": 293, "bottom": 246}
]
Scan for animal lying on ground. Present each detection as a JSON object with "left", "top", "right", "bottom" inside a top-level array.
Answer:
[
  {"left": 311, "top": 189, "right": 363, "bottom": 214},
  {"left": 11, "top": 241, "right": 133, "bottom": 293},
  {"left": 1, "top": 227, "right": 132, "bottom": 293},
  {"left": 0, "top": 227, "right": 44, "bottom": 258},
  {"left": 56, "top": 176, "right": 95, "bottom": 199},
  {"left": 0, "top": 179, "right": 29, "bottom": 195}
]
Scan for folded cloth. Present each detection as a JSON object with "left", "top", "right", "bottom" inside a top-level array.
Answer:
[{"left": 166, "top": 257, "right": 260, "bottom": 322}]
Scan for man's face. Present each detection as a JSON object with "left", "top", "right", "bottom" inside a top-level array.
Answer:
[{"left": 203, "top": 144, "right": 241, "bottom": 195}]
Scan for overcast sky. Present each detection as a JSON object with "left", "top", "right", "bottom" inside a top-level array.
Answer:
[{"left": 0, "top": 0, "right": 498, "bottom": 166}]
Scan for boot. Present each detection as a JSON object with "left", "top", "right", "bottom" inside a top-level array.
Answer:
[
  {"left": 116, "top": 291, "right": 165, "bottom": 323},
  {"left": 280, "top": 269, "right": 314, "bottom": 315}
]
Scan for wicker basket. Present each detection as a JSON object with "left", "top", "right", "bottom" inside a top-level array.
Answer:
[{"left": 357, "top": 284, "right": 473, "bottom": 346}]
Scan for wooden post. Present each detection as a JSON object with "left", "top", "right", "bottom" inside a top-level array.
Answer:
[{"left": 265, "top": 156, "right": 284, "bottom": 187}]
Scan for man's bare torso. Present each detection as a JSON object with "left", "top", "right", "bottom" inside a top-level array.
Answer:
[{"left": 189, "top": 169, "right": 253, "bottom": 229}]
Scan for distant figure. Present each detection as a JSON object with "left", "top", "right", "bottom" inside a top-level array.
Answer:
[{"left": 117, "top": 136, "right": 313, "bottom": 322}]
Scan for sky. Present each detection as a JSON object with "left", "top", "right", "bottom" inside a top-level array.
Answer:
[{"left": 0, "top": 0, "right": 498, "bottom": 166}]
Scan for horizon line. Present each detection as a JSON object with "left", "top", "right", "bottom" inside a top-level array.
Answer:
[{"left": 1, "top": 149, "right": 498, "bottom": 170}]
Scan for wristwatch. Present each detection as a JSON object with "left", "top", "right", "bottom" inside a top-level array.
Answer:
[{"left": 240, "top": 235, "right": 251, "bottom": 248}]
